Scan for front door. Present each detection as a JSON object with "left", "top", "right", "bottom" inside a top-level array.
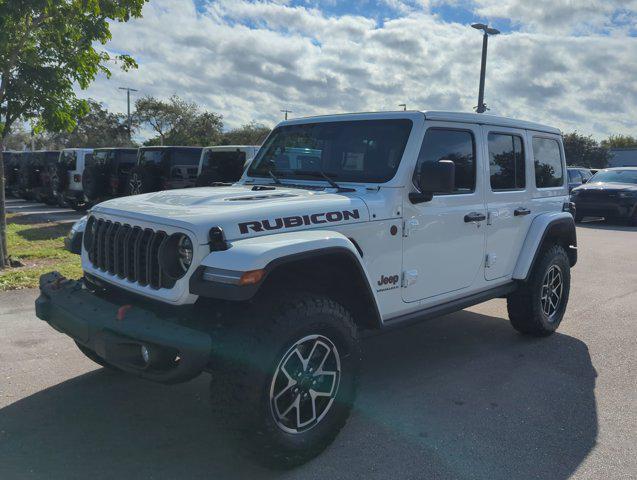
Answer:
[
  {"left": 482, "top": 126, "right": 533, "bottom": 281},
  {"left": 402, "top": 123, "right": 487, "bottom": 303}
]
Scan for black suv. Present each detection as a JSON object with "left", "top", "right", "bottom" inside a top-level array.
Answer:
[
  {"left": 127, "top": 146, "right": 203, "bottom": 195},
  {"left": 567, "top": 167, "right": 593, "bottom": 192},
  {"left": 82, "top": 148, "right": 138, "bottom": 205},
  {"left": 571, "top": 167, "right": 637, "bottom": 225},
  {"left": 16, "top": 151, "right": 60, "bottom": 201}
]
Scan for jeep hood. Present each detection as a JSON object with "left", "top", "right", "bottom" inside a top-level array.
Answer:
[{"left": 91, "top": 185, "right": 370, "bottom": 243}]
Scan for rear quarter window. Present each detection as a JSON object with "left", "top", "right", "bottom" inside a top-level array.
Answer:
[{"left": 533, "top": 137, "right": 564, "bottom": 188}]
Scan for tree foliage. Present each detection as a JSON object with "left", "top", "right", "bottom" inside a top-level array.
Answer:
[
  {"left": 562, "top": 132, "right": 611, "bottom": 169},
  {"left": 222, "top": 121, "right": 271, "bottom": 146},
  {"left": 0, "top": 0, "right": 147, "bottom": 268},
  {"left": 137, "top": 95, "right": 224, "bottom": 146},
  {"left": 47, "top": 99, "right": 135, "bottom": 148},
  {"left": 601, "top": 134, "right": 637, "bottom": 149}
]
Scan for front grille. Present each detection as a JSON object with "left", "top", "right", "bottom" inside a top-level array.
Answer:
[
  {"left": 86, "top": 216, "right": 175, "bottom": 290},
  {"left": 578, "top": 190, "right": 617, "bottom": 200}
]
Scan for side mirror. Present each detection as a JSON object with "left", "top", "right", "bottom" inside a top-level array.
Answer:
[{"left": 410, "top": 160, "right": 456, "bottom": 204}]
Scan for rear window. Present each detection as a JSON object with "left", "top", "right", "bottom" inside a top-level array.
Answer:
[
  {"left": 568, "top": 169, "right": 582, "bottom": 183},
  {"left": 172, "top": 149, "right": 202, "bottom": 166},
  {"left": 533, "top": 137, "right": 564, "bottom": 188},
  {"left": 203, "top": 150, "right": 247, "bottom": 169},
  {"left": 61, "top": 151, "right": 77, "bottom": 170}
]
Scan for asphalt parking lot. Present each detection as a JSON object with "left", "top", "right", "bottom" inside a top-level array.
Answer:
[{"left": 0, "top": 214, "right": 635, "bottom": 479}]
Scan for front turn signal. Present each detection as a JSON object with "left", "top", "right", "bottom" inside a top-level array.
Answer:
[{"left": 239, "top": 269, "right": 265, "bottom": 286}]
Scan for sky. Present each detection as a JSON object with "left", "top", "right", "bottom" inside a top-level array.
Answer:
[{"left": 82, "top": 0, "right": 637, "bottom": 140}]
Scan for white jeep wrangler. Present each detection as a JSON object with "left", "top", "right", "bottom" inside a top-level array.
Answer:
[{"left": 37, "top": 111, "right": 577, "bottom": 467}]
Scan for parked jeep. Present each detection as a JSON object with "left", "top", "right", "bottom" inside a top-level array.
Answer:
[
  {"left": 32, "top": 150, "right": 62, "bottom": 204},
  {"left": 82, "top": 148, "right": 138, "bottom": 205},
  {"left": 3, "top": 151, "right": 23, "bottom": 197},
  {"left": 52, "top": 148, "right": 94, "bottom": 210},
  {"left": 195, "top": 145, "right": 260, "bottom": 186},
  {"left": 36, "top": 111, "right": 577, "bottom": 467},
  {"left": 16, "top": 151, "right": 50, "bottom": 200},
  {"left": 127, "top": 146, "right": 203, "bottom": 195}
]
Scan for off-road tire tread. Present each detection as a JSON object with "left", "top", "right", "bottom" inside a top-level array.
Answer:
[
  {"left": 208, "top": 293, "right": 360, "bottom": 468},
  {"left": 507, "top": 244, "right": 570, "bottom": 337}
]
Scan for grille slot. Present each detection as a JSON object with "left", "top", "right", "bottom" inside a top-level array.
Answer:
[{"left": 86, "top": 216, "right": 172, "bottom": 290}]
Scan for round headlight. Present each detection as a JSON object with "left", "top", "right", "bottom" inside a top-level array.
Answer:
[{"left": 160, "top": 233, "right": 194, "bottom": 280}]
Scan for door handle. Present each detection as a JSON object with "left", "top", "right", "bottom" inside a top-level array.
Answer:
[
  {"left": 464, "top": 212, "right": 486, "bottom": 223},
  {"left": 514, "top": 208, "right": 531, "bottom": 217}
]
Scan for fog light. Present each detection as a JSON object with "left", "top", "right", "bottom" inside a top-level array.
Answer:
[{"left": 141, "top": 345, "right": 151, "bottom": 365}]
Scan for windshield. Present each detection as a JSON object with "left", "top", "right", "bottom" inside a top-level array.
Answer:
[
  {"left": 590, "top": 170, "right": 637, "bottom": 185},
  {"left": 247, "top": 119, "right": 413, "bottom": 183}
]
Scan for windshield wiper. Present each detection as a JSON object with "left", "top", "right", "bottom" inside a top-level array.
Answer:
[
  {"left": 268, "top": 169, "right": 282, "bottom": 185},
  {"left": 291, "top": 170, "right": 355, "bottom": 192}
]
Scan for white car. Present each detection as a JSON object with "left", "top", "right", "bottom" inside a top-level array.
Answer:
[
  {"left": 37, "top": 110, "right": 577, "bottom": 467},
  {"left": 195, "top": 145, "right": 260, "bottom": 186}
]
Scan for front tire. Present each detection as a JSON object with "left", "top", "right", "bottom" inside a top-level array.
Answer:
[
  {"left": 507, "top": 244, "right": 571, "bottom": 336},
  {"left": 209, "top": 293, "right": 361, "bottom": 468}
]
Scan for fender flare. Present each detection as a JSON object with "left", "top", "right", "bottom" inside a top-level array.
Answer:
[
  {"left": 190, "top": 230, "right": 381, "bottom": 318},
  {"left": 512, "top": 212, "right": 578, "bottom": 282}
]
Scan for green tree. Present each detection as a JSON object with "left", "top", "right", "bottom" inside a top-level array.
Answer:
[
  {"left": 137, "top": 95, "right": 224, "bottom": 146},
  {"left": 562, "top": 132, "right": 611, "bottom": 169},
  {"left": 0, "top": 0, "right": 147, "bottom": 268},
  {"left": 601, "top": 134, "right": 637, "bottom": 149},
  {"left": 222, "top": 121, "right": 271, "bottom": 146},
  {"left": 48, "top": 99, "right": 135, "bottom": 148}
]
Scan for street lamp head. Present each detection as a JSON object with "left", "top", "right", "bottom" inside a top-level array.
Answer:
[
  {"left": 471, "top": 23, "right": 500, "bottom": 36},
  {"left": 471, "top": 23, "right": 487, "bottom": 31},
  {"left": 486, "top": 27, "right": 501, "bottom": 35}
]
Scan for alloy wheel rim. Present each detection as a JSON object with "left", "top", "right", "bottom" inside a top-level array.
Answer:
[
  {"left": 269, "top": 334, "right": 341, "bottom": 434},
  {"left": 541, "top": 265, "right": 563, "bottom": 321}
]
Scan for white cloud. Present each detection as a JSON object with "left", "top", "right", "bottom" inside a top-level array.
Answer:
[{"left": 82, "top": 0, "right": 637, "bottom": 141}]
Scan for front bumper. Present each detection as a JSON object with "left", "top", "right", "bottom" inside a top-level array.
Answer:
[
  {"left": 574, "top": 199, "right": 637, "bottom": 218},
  {"left": 35, "top": 272, "right": 213, "bottom": 384}
]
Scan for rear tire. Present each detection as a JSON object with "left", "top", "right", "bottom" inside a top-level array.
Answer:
[
  {"left": 507, "top": 244, "right": 571, "bottom": 336},
  {"left": 75, "top": 342, "right": 121, "bottom": 371},
  {"left": 209, "top": 293, "right": 361, "bottom": 468}
]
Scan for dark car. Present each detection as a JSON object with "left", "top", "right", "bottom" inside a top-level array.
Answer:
[
  {"left": 571, "top": 167, "right": 637, "bottom": 224},
  {"left": 567, "top": 167, "right": 593, "bottom": 192},
  {"left": 16, "top": 151, "right": 52, "bottom": 200},
  {"left": 3, "top": 151, "right": 23, "bottom": 197},
  {"left": 82, "top": 148, "right": 138, "bottom": 205},
  {"left": 127, "top": 146, "right": 203, "bottom": 195}
]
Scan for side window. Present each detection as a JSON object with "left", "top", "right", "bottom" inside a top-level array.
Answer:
[
  {"left": 488, "top": 133, "right": 526, "bottom": 191},
  {"left": 568, "top": 169, "right": 582, "bottom": 183},
  {"left": 414, "top": 128, "right": 476, "bottom": 194},
  {"left": 533, "top": 137, "right": 564, "bottom": 188}
]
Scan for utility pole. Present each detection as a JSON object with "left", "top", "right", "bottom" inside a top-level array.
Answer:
[
  {"left": 119, "top": 87, "right": 138, "bottom": 139},
  {"left": 281, "top": 109, "right": 293, "bottom": 120},
  {"left": 471, "top": 23, "right": 500, "bottom": 114},
  {"left": 398, "top": 104, "right": 407, "bottom": 111}
]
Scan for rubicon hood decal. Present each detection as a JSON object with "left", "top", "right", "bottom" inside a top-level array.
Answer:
[{"left": 239, "top": 209, "right": 361, "bottom": 234}]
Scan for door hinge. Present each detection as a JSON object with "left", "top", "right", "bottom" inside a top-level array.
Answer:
[
  {"left": 402, "top": 269, "right": 418, "bottom": 287},
  {"left": 403, "top": 218, "right": 420, "bottom": 237}
]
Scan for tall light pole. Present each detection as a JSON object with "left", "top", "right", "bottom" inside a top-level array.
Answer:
[
  {"left": 281, "top": 109, "right": 293, "bottom": 120},
  {"left": 119, "top": 86, "right": 138, "bottom": 139},
  {"left": 471, "top": 23, "right": 500, "bottom": 114},
  {"left": 398, "top": 104, "right": 407, "bottom": 111}
]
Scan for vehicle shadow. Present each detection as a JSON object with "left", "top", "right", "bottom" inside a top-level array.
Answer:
[{"left": 0, "top": 309, "right": 597, "bottom": 480}]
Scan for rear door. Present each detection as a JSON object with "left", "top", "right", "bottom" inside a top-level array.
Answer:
[
  {"left": 482, "top": 127, "right": 533, "bottom": 281},
  {"left": 169, "top": 148, "right": 202, "bottom": 188}
]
